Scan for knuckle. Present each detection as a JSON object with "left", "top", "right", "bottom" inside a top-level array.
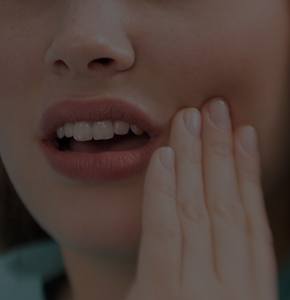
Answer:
[
  {"left": 210, "top": 139, "right": 231, "bottom": 158},
  {"left": 185, "top": 140, "right": 202, "bottom": 166},
  {"left": 211, "top": 199, "right": 245, "bottom": 225},
  {"left": 179, "top": 197, "right": 209, "bottom": 224},
  {"left": 160, "top": 184, "right": 176, "bottom": 201},
  {"left": 145, "top": 182, "right": 176, "bottom": 202},
  {"left": 148, "top": 222, "right": 180, "bottom": 241},
  {"left": 240, "top": 162, "right": 261, "bottom": 186}
]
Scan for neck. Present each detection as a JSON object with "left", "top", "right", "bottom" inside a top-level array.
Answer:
[{"left": 59, "top": 244, "right": 138, "bottom": 300}]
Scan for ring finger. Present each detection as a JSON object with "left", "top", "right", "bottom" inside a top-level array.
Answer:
[{"left": 202, "top": 99, "right": 253, "bottom": 298}]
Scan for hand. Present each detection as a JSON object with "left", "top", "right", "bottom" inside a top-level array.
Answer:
[{"left": 126, "top": 98, "right": 278, "bottom": 300}]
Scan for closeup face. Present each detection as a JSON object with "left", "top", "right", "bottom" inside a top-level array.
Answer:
[{"left": 0, "top": 0, "right": 289, "bottom": 255}]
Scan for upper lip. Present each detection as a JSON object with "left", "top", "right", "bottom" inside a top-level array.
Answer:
[{"left": 39, "top": 97, "right": 164, "bottom": 141}]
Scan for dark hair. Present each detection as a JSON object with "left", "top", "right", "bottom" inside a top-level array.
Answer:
[{"left": 0, "top": 157, "right": 50, "bottom": 253}]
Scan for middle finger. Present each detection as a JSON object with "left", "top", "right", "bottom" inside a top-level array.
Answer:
[{"left": 169, "top": 106, "right": 215, "bottom": 293}]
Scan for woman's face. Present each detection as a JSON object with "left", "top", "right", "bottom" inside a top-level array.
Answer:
[{"left": 0, "top": 0, "right": 289, "bottom": 254}]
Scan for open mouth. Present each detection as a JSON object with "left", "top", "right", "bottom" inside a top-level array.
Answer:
[
  {"left": 52, "top": 130, "right": 151, "bottom": 153},
  {"left": 38, "top": 99, "right": 165, "bottom": 181}
]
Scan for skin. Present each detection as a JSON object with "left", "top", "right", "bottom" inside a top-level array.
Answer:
[
  {"left": 126, "top": 101, "right": 278, "bottom": 300},
  {"left": 0, "top": 0, "right": 289, "bottom": 299}
]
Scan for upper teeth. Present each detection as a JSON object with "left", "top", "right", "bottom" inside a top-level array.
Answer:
[{"left": 56, "top": 120, "right": 145, "bottom": 142}]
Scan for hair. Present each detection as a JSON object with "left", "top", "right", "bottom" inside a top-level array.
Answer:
[{"left": 0, "top": 156, "right": 50, "bottom": 253}]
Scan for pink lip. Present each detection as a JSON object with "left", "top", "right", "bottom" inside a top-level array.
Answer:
[
  {"left": 38, "top": 98, "right": 165, "bottom": 182},
  {"left": 39, "top": 135, "right": 164, "bottom": 183}
]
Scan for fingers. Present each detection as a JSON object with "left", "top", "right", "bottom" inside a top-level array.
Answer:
[
  {"left": 136, "top": 146, "right": 181, "bottom": 295},
  {"left": 235, "top": 126, "right": 279, "bottom": 300},
  {"left": 168, "top": 108, "right": 216, "bottom": 293},
  {"left": 201, "top": 99, "right": 253, "bottom": 298},
  {"left": 136, "top": 97, "right": 277, "bottom": 300}
]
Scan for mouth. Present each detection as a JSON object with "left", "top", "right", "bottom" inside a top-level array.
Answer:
[{"left": 38, "top": 97, "right": 165, "bottom": 182}]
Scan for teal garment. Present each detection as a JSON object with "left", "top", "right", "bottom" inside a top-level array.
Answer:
[
  {"left": 0, "top": 238, "right": 290, "bottom": 300},
  {"left": 0, "top": 239, "right": 65, "bottom": 300},
  {"left": 279, "top": 255, "right": 290, "bottom": 300}
]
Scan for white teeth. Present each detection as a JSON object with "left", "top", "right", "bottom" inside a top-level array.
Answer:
[
  {"left": 114, "top": 121, "right": 130, "bottom": 135},
  {"left": 73, "top": 122, "right": 93, "bottom": 142},
  {"left": 57, "top": 127, "right": 65, "bottom": 139},
  {"left": 64, "top": 123, "right": 74, "bottom": 138},
  {"left": 92, "top": 121, "right": 114, "bottom": 140},
  {"left": 130, "top": 124, "right": 144, "bottom": 135},
  {"left": 56, "top": 120, "right": 145, "bottom": 141}
]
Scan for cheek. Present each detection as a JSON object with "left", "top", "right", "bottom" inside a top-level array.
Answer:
[
  {"left": 141, "top": 2, "right": 289, "bottom": 187},
  {"left": 0, "top": 13, "right": 56, "bottom": 150},
  {"left": 0, "top": 2, "right": 61, "bottom": 100},
  {"left": 0, "top": 32, "right": 47, "bottom": 95},
  {"left": 145, "top": 1, "right": 288, "bottom": 111}
]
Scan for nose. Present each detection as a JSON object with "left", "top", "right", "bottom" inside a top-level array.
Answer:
[{"left": 44, "top": 2, "right": 135, "bottom": 79}]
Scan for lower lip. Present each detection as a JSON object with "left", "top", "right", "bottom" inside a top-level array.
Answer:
[{"left": 39, "top": 136, "right": 163, "bottom": 183}]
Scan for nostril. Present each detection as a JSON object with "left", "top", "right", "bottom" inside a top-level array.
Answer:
[
  {"left": 53, "top": 60, "right": 68, "bottom": 74},
  {"left": 98, "top": 58, "right": 113, "bottom": 65},
  {"left": 55, "top": 60, "right": 67, "bottom": 68},
  {"left": 89, "top": 58, "right": 113, "bottom": 68}
]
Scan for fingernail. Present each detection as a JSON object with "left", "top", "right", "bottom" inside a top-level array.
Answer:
[
  {"left": 207, "top": 98, "right": 230, "bottom": 130},
  {"left": 159, "top": 147, "right": 175, "bottom": 171},
  {"left": 183, "top": 109, "right": 201, "bottom": 136},
  {"left": 238, "top": 126, "right": 258, "bottom": 155}
]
